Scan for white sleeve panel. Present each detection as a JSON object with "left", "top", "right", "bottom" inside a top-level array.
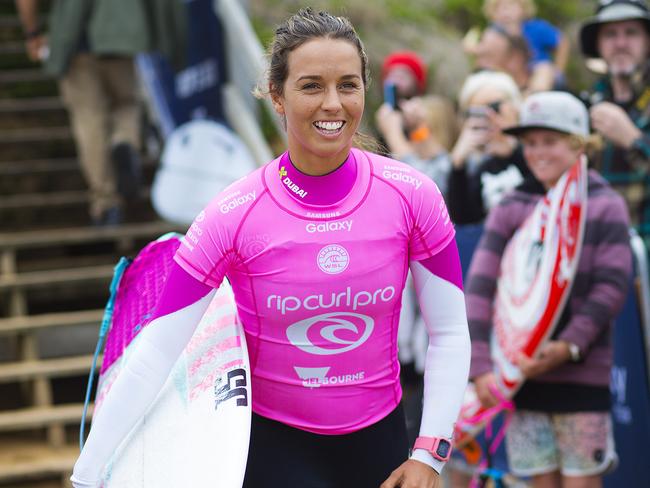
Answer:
[
  {"left": 71, "top": 290, "right": 216, "bottom": 485},
  {"left": 408, "top": 261, "right": 471, "bottom": 473}
]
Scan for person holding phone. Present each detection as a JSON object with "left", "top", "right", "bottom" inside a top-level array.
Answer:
[
  {"left": 446, "top": 70, "right": 541, "bottom": 225},
  {"left": 381, "top": 50, "right": 427, "bottom": 104}
]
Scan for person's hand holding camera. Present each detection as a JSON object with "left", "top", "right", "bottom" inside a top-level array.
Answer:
[{"left": 451, "top": 110, "right": 491, "bottom": 169}]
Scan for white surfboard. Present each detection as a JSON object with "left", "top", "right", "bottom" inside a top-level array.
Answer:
[{"left": 93, "top": 236, "right": 251, "bottom": 487}]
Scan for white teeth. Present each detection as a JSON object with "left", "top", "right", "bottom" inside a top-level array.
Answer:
[{"left": 315, "top": 121, "right": 344, "bottom": 131}]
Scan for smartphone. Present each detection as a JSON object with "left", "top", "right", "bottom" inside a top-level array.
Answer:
[{"left": 383, "top": 81, "right": 398, "bottom": 109}]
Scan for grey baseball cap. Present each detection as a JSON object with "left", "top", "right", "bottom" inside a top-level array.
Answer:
[
  {"left": 504, "top": 91, "right": 590, "bottom": 137},
  {"left": 580, "top": 0, "right": 650, "bottom": 58}
]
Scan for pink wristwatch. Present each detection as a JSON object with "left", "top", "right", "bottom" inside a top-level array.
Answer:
[{"left": 413, "top": 436, "right": 453, "bottom": 462}]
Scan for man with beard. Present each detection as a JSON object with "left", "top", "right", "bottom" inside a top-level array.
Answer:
[{"left": 580, "top": 0, "right": 650, "bottom": 248}]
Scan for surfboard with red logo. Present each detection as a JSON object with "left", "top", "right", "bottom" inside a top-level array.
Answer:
[
  {"left": 91, "top": 234, "right": 251, "bottom": 487},
  {"left": 455, "top": 157, "right": 588, "bottom": 447}
]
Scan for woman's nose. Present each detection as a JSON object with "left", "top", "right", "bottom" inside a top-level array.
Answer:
[{"left": 322, "top": 88, "right": 343, "bottom": 111}]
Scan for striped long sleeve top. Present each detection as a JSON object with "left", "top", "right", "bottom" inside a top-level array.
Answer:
[{"left": 466, "top": 170, "right": 632, "bottom": 409}]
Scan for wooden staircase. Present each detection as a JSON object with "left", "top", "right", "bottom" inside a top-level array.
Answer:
[{"left": 0, "top": 3, "right": 182, "bottom": 486}]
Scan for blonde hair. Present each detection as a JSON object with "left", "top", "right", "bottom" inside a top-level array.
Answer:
[
  {"left": 567, "top": 134, "right": 603, "bottom": 154},
  {"left": 458, "top": 70, "right": 522, "bottom": 111},
  {"left": 419, "top": 96, "right": 459, "bottom": 151},
  {"left": 483, "top": 0, "right": 537, "bottom": 20}
]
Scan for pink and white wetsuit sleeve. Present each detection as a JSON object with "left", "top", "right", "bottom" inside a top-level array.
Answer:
[{"left": 410, "top": 241, "right": 470, "bottom": 473}]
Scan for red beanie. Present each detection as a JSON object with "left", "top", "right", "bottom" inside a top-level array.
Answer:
[{"left": 381, "top": 51, "right": 427, "bottom": 93}]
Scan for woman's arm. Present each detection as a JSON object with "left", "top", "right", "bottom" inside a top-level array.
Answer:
[
  {"left": 382, "top": 240, "right": 470, "bottom": 487},
  {"left": 71, "top": 263, "right": 214, "bottom": 486},
  {"left": 410, "top": 240, "right": 471, "bottom": 472}
]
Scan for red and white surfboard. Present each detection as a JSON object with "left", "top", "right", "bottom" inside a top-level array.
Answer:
[{"left": 455, "top": 157, "right": 588, "bottom": 447}]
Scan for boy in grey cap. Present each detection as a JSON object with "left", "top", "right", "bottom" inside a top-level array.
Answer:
[{"left": 580, "top": 0, "right": 650, "bottom": 248}]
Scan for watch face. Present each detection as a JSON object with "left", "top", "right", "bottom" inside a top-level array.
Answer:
[{"left": 436, "top": 439, "right": 451, "bottom": 458}]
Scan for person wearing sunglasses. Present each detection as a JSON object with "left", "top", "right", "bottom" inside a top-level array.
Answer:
[{"left": 446, "top": 70, "right": 542, "bottom": 225}]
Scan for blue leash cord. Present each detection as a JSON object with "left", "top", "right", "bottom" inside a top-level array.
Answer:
[{"left": 79, "top": 257, "right": 130, "bottom": 451}]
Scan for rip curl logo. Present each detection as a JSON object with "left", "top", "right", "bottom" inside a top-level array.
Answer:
[
  {"left": 267, "top": 285, "right": 396, "bottom": 315},
  {"left": 317, "top": 244, "right": 349, "bottom": 274},
  {"left": 286, "top": 312, "right": 374, "bottom": 355}
]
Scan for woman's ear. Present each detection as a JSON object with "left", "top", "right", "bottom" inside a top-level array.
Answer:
[{"left": 270, "top": 85, "right": 285, "bottom": 115}]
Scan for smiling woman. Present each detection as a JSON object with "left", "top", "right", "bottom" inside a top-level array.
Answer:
[{"left": 70, "top": 8, "right": 471, "bottom": 488}]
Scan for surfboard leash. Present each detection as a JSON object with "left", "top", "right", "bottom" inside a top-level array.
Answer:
[{"left": 79, "top": 257, "right": 131, "bottom": 451}]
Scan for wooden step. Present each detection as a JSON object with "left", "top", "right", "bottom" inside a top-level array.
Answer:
[
  {"left": 0, "top": 69, "right": 52, "bottom": 84},
  {"left": 0, "top": 191, "right": 88, "bottom": 211},
  {"left": 0, "top": 265, "right": 113, "bottom": 292},
  {"left": 0, "top": 440, "right": 78, "bottom": 483},
  {"left": 0, "top": 158, "right": 77, "bottom": 176},
  {"left": 0, "top": 404, "right": 92, "bottom": 432},
  {"left": 0, "top": 355, "right": 99, "bottom": 383},
  {"left": 0, "top": 127, "right": 71, "bottom": 144},
  {"left": 0, "top": 221, "right": 181, "bottom": 251},
  {"left": 0, "top": 97, "right": 63, "bottom": 113},
  {"left": 0, "top": 309, "right": 103, "bottom": 336},
  {"left": 0, "top": 16, "right": 21, "bottom": 28},
  {"left": 0, "top": 41, "right": 22, "bottom": 55}
]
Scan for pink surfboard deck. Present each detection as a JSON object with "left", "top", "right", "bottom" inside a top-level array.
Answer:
[{"left": 94, "top": 234, "right": 251, "bottom": 487}]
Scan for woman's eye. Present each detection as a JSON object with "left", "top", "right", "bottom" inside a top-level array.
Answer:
[{"left": 340, "top": 82, "right": 358, "bottom": 90}]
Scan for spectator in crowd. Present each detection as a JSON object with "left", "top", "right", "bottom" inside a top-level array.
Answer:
[
  {"left": 579, "top": 0, "right": 650, "bottom": 249},
  {"left": 15, "top": 0, "right": 185, "bottom": 226},
  {"left": 446, "top": 70, "right": 540, "bottom": 225},
  {"left": 472, "top": 23, "right": 544, "bottom": 95},
  {"left": 467, "top": 91, "right": 632, "bottom": 488},
  {"left": 381, "top": 50, "right": 427, "bottom": 103},
  {"left": 483, "top": 0, "right": 569, "bottom": 90},
  {"left": 375, "top": 94, "right": 457, "bottom": 194}
]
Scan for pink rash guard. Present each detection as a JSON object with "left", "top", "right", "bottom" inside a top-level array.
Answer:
[{"left": 174, "top": 148, "right": 455, "bottom": 435}]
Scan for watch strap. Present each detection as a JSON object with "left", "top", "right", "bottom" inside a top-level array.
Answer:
[{"left": 413, "top": 436, "right": 452, "bottom": 462}]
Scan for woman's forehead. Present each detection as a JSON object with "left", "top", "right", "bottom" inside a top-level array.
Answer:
[{"left": 286, "top": 38, "right": 362, "bottom": 79}]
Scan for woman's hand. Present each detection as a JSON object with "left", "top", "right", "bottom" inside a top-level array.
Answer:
[
  {"left": 472, "top": 372, "right": 500, "bottom": 409},
  {"left": 450, "top": 117, "right": 490, "bottom": 168},
  {"left": 380, "top": 459, "right": 441, "bottom": 488},
  {"left": 516, "top": 341, "right": 571, "bottom": 379}
]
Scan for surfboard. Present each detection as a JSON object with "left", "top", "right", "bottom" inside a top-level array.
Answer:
[
  {"left": 455, "top": 157, "right": 588, "bottom": 447},
  {"left": 90, "top": 234, "right": 251, "bottom": 487}
]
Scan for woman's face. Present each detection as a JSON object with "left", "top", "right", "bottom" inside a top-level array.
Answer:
[
  {"left": 521, "top": 129, "right": 581, "bottom": 189},
  {"left": 271, "top": 37, "right": 365, "bottom": 174}
]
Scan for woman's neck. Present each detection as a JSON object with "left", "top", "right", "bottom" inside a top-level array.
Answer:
[{"left": 278, "top": 151, "right": 357, "bottom": 205}]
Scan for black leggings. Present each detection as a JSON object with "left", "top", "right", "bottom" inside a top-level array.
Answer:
[{"left": 242, "top": 405, "right": 409, "bottom": 488}]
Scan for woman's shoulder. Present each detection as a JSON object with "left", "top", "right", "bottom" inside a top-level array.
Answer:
[{"left": 362, "top": 149, "right": 438, "bottom": 192}]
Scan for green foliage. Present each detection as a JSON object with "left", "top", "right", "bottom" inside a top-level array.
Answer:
[{"left": 437, "top": 0, "right": 589, "bottom": 31}]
